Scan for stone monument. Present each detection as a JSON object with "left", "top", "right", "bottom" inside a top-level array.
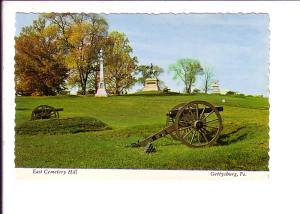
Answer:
[
  {"left": 211, "top": 81, "right": 220, "bottom": 94},
  {"left": 95, "top": 49, "right": 107, "bottom": 97},
  {"left": 143, "top": 78, "right": 160, "bottom": 91},
  {"left": 143, "top": 63, "right": 160, "bottom": 92}
]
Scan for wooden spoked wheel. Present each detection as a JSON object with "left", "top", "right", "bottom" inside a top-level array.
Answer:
[
  {"left": 31, "top": 105, "right": 58, "bottom": 120},
  {"left": 175, "top": 101, "right": 223, "bottom": 147},
  {"left": 166, "top": 102, "right": 186, "bottom": 140}
]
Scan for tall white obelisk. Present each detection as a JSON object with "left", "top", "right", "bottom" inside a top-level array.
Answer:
[{"left": 95, "top": 49, "right": 107, "bottom": 97}]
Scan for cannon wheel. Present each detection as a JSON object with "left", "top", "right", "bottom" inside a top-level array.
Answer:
[
  {"left": 166, "top": 102, "right": 186, "bottom": 140},
  {"left": 175, "top": 100, "right": 223, "bottom": 147},
  {"left": 31, "top": 105, "right": 59, "bottom": 120}
]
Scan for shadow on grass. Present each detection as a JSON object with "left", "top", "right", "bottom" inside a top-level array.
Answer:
[
  {"left": 217, "top": 126, "right": 247, "bottom": 146},
  {"left": 139, "top": 126, "right": 249, "bottom": 148}
]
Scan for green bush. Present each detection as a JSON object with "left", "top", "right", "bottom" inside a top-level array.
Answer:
[
  {"left": 235, "top": 93, "right": 246, "bottom": 97},
  {"left": 163, "top": 88, "right": 171, "bottom": 93},
  {"left": 58, "top": 90, "right": 70, "bottom": 95},
  {"left": 226, "top": 91, "right": 236, "bottom": 95},
  {"left": 77, "top": 90, "right": 84, "bottom": 95},
  {"left": 15, "top": 117, "right": 111, "bottom": 135},
  {"left": 87, "top": 89, "right": 96, "bottom": 95}
]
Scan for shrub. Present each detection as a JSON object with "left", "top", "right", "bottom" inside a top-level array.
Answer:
[
  {"left": 163, "top": 87, "right": 171, "bottom": 93},
  {"left": 87, "top": 89, "right": 96, "bottom": 95},
  {"left": 226, "top": 91, "right": 236, "bottom": 95},
  {"left": 236, "top": 93, "right": 245, "bottom": 97},
  {"left": 58, "top": 90, "right": 70, "bottom": 95},
  {"left": 15, "top": 117, "right": 111, "bottom": 135},
  {"left": 77, "top": 90, "right": 84, "bottom": 95}
]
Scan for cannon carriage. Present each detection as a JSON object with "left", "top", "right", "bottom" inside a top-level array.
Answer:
[
  {"left": 132, "top": 100, "right": 223, "bottom": 152},
  {"left": 31, "top": 105, "right": 64, "bottom": 120}
]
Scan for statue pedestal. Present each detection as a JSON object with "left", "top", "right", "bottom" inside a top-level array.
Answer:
[
  {"left": 143, "top": 78, "right": 159, "bottom": 91},
  {"left": 211, "top": 82, "right": 220, "bottom": 94},
  {"left": 95, "top": 88, "right": 107, "bottom": 97}
]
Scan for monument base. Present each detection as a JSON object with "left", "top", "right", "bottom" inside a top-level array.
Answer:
[
  {"left": 211, "top": 81, "right": 220, "bottom": 94},
  {"left": 95, "top": 88, "right": 107, "bottom": 97},
  {"left": 143, "top": 78, "right": 159, "bottom": 91}
]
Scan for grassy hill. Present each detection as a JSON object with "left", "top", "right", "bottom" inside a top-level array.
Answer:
[{"left": 15, "top": 93, "right": 269, "bottom": 170}]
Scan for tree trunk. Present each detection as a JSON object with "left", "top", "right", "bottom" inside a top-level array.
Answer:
[
  {"left": 115, "top": 76, "right": 121, "bottom": 95},
  {"left": 204, "top": 79, "right": 208, "bottom": 94},
  {"left": 188, "top": 86, "right": 192, "bottom": 94},
  {"left": 94, "top": 70, "right": 98, "bottom": 92},
  {"left": 82, "top": 84, "right": 86, "bottom": 95},
  {"left": 80, "top": 75, "right": 87, "bottom": 95},
  {"left": 187, "top": 81, "right": 192, "bottom": 94}
]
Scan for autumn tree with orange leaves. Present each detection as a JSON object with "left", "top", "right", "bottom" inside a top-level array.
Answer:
[
  {"left": 15, "top": 14, "right": 138, "bottom": 96},
  {"left": 15, "top": 18, "right": 68, "bottom": 95}
]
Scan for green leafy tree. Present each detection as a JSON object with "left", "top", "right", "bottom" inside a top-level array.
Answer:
[
  {"left": 44, "top": 13, "right": 108, "bottom": 94},
  {"left": 15, "top": 18, "right": 68, "bottom": 96},
  {"left": 103, "top": 31, "right": 138, "bottom": 95},
  {"left": 169, "top": 58, "right": 203, "bottom": 94}
]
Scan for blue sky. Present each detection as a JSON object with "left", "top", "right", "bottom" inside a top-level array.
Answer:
[{"left": 16, "top": 13, "right": 269, "bottom": 96}]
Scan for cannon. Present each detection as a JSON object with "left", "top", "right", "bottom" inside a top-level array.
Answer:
[
  {"left": 131, "top": 100, "right": 223, "bottom": 152},
  {"left": 31, "top": 105, "right": 64, "bottom": 120}
]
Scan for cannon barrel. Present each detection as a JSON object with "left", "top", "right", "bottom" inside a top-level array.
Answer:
[
  {"left": 166, "top": 106, "right": 223, "bottom": 118},
  {"left": 33, "top": 108, "right": 63, "bottom": 113}
]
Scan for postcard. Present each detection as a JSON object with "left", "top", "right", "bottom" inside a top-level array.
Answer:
[
  {"left": 3, "top": 1, "right": 300, "bottom": 214},
  {"left": 13, "top": 12, "right": 269, "bottom": 177}
]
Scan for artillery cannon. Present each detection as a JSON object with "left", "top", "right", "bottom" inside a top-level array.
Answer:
[
  {"left": 31, "top": 105, "right": 64, "bottom": 120},
  {"left": 131, "top": 100, "right": 223, "bottom": 152}
]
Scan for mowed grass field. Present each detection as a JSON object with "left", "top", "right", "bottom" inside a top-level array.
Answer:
[{"left": 15, "top": 93, "right": 269, "bottom": 170}]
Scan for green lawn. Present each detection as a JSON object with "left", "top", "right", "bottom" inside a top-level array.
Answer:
[{"left": 15, "top": 93, "right": 269, "bottom": 170}]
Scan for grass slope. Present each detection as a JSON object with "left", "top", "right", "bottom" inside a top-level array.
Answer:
[{"left": 15, "top": 94, "right": 269, "bottom": 170}]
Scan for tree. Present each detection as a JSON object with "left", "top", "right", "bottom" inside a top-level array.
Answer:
[
  {"left": 44, "top": 13, "right": 108, "bottom": 94},
  {"left": 103, "top": 31, "right": 138, "bottom": 95},
  {"left": 135, "top": 64, "right": 164, "bottom": 86},
  {"left": 15, "top": 18, "right": 68, "bottom": 96},
  {"left": 168, "top": 58, "right": 203, "bottom": 94},
  {"left": 202, "top": 65, "right": 214, "bottom": 94}
]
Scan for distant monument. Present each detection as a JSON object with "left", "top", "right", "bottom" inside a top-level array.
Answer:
[
  {"left": 143, "top": 78, "right": 160, "bottom": 91},
  {"left": 211, "top": 81, "right": 220, "bottom": 94},
  {"left": 95, "top": 49, "right": 107, "bottom": 97},
  {"left": 143, "top": 63, "right": 160, "bottom": 91}
]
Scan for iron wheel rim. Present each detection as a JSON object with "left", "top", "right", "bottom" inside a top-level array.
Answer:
[{"left": 175, "top": 100, "right": 223, "bottom": 147}]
